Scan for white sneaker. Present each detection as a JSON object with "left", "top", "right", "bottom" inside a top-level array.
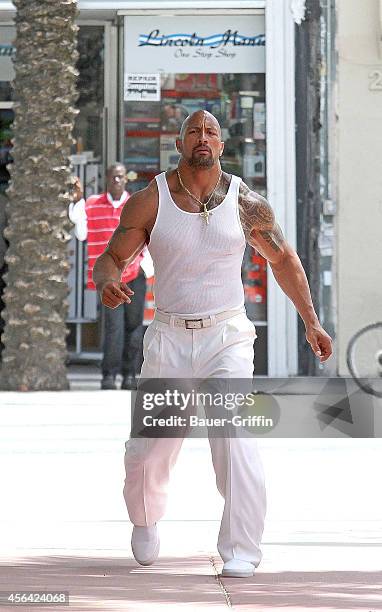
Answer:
[
  {"left": 221, "top": 559, "right": 255, "bottom": 578},
  {"left": 131, "top": 524, "right": 160, "bottom": 566}
]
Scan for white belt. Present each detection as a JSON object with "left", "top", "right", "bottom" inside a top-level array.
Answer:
[{"left": 154, "top": 308, "right": 245, "bottom": 329}]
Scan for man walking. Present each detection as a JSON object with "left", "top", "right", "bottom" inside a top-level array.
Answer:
[
  {"left": 69, "top": 164, "right": 147, "bottom": 390},
  {"left": 93, "top": 111, "right": 332, "bottom": 577}
]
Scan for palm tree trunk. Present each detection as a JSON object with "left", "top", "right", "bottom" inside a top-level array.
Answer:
[{"left": 0, "top": 0, "right": 78, "bottom": 390}]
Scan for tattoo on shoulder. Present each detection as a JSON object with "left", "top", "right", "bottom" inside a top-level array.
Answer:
[
  {"left": 259, "top": 225, "right": 284, "bottom": 252},
  {"left": 238, "top": 182, "right": 274, "bottom": 231},
  {"left": 238, "top": 182, "right": 285, "bottom": 249}
]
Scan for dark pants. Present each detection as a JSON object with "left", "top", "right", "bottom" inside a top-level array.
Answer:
[{"left": 101, "top": 271, "right": 146, "bottom": 378}]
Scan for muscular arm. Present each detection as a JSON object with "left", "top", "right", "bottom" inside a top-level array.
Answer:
[
  {"left": 93, "top": 180, "right": 157, "bottom": 307},
  {"left": 238, "top": 182, "right": 332, "bottom": 361}
]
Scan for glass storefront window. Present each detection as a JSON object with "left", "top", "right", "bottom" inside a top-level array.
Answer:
[
  {"left": 123, "top": 14, "right": 268, "bottom": 372},
  {"left": 67, "top": 25, "right": 106, "bottom": 357},
  {"left": 124, "top": 72, "right": 266, "bottom": 191},
  {"left": 73, "top": 25, "right": 105, "bottom": 159}
]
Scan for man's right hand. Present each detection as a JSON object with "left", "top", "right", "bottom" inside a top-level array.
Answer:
[{"left": 99, "top": 280, "right": 134, "bottom": 309}]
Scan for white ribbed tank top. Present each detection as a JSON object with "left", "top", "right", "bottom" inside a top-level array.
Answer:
[{"left": 148, "top": 171, "right": 246, "bottom": 317}]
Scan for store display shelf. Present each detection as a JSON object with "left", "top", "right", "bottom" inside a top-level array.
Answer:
[
  {"left": 161, "top": 89, "right": 221, "bottom": 99},
  {"left": 126, "top": 130, "right": 185, "bottom": 139},
  {"left": 128, "top": 170, "right": 157, "bottom": 178},
  {"left": 125, "top": 157, "right": 159, "bottom": 164},
  {"left": 126, "top": 130, "right": 161, "bottom": 138},
  {"left": 125, "top": 116, "right": 160, "bottom": 123}
]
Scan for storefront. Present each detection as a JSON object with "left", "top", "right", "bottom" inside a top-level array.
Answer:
[
  {"left": 123, "top": 12, "right": 270, "bottom": 373},
  {"left": 0, "top": 0, "right": 298, "bottom": 376}
]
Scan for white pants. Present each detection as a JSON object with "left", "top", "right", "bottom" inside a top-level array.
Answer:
[{"left": 123, "top": 311, "right": 267, "bottom": 566}]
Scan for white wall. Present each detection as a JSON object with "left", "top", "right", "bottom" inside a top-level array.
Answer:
[{"left": 337, "top": 0, "right": 382, "bottom": 374}]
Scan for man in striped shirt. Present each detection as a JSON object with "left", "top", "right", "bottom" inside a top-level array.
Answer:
[{"left": 69, "top": 164, "right": 147, "bottom": 390}]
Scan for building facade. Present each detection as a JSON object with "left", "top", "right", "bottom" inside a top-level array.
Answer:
[
  {"left": 0, "top": 0, "right": 346, "bottom": 378},
  {"left": 336, "top": 0, "right": 382, "bottom": 375}
]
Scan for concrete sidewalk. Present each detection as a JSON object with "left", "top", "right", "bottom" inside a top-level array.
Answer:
[
  {"left": 1, "top": 545, "right": 382, "bottom": 611},
  {"left": 1, "top": 528, "right": 382, "bottom": 611},
  {"left": 1, "top": 389, "right": 382, "bottom": 611}
]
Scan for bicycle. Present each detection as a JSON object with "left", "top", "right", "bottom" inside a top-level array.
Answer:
[{"left": 346, "top": 322, "right": 382, "bottom": 397}]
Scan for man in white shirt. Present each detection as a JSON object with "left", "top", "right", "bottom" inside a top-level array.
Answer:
[{"left": 92, "top": 112, "right": 332, "bottom": 578}]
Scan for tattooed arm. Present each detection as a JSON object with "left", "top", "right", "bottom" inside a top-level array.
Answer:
[
  {"left": 93, "top": 181, "right": 158, "bottom": 309},
  {"left": 238, "top": 182, "right": 332, "bottom": 362}
]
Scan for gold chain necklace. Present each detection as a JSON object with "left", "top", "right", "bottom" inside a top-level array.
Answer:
[{"left": 176, "top": 168, "right": 222, "bottom": 225}]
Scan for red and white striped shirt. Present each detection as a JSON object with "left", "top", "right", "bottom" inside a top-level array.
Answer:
[{"left": 85, "top": 191, "right": 143, "bottom": 290}]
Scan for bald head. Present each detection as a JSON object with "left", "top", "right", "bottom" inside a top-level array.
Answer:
[
  {"left": 179, "top": 110, "right": 222, "bottom": 140},
  {"left": 176, "top": 110, "right": 224, "bottom": 169}
]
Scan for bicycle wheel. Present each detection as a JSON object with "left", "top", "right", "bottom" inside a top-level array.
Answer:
[{"left": 346, "top": 322, "right": 382, "bottom": 397}]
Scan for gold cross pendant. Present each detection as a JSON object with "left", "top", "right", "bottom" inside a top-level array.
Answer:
[{"left": 200, "top": 205, "right": 212, "bottom": 225}]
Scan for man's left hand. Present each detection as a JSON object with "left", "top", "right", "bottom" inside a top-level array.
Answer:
[{"left": 305, "top": 324, "right": 333, "bottom": 362}]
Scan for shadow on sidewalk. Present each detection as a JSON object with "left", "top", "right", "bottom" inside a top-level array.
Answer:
[
  {"left": 1, "top": 555, "right": 382, "bottom": 610},
  {"left": 0, "top": 555, "right": 222, "bottom": 611},
  {"left": 224, "top": 570, "right": 382, "bottom": 610}
]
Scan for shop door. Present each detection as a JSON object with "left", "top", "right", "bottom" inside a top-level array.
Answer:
[
  {"left": 122, "top": 13, "right": 268, "bottom": 374},
  {"left": 67, "top": 23, "right": 116, "bottom": 361}
]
